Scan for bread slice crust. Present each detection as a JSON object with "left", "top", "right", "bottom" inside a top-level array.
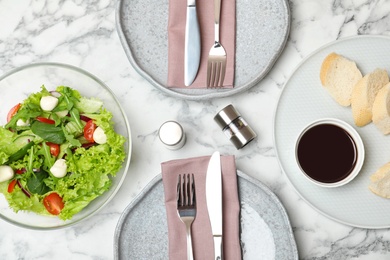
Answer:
[
  {"left": 372, "top": 82, "right": 390, "bottom": 134},
  {"left": 369, "top": 162, "right": 390, "bottom": 198},
  {"left": 320, "top": 52, "right": 362, "bottom": 106},
  {"left": 351, "top": 69, "right": 389, "bottom": 127}
]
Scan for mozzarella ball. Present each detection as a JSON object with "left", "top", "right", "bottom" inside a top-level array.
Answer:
[
  {"left": 55, "top": 110, "right": 69, "bottom": 118},
  {"left": 16, "top": 118, "right": 30, "bottom": 126},
  {"left": 40, "top": 96, "right": 59, "bottom": 111},
  {"left": 93, "top": 127, "right": 107, "bottom": 144},
  {"left": 0, "top": 165, "right": 14, "bottom": 183},
  {"left": 50, "top": 159, "right": 67, "bottom": 178}
]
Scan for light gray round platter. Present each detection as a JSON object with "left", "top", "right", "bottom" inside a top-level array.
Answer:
[
  {"left": 114, "top": 171, "right": 298, "bottom": 259},
  {"left": 115, "top": 0, "right": 290, "bottom": 100},
  {"left": 274, "top": 35, "right": 390, "bottom": 229}
]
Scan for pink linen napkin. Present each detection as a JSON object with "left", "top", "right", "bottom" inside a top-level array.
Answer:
[
  {"left": 167, "top": 0, "right": 236, "bottom": 88},
  {"left": 161, "top": 155, "right": 242, "bottom": 260}
]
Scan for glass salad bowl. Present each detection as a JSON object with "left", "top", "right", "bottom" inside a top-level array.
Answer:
[{"left": 0, "top": 63, "right": 131, "bottom": 229}]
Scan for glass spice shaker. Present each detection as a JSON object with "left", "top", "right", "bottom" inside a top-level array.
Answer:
[{"left": 214, "top": 104, "right": 257, "bottom": 149}]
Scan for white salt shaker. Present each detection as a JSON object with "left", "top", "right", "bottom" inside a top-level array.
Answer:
[{"left": 158, "top": 121, "right": 186, "bottom": 150}]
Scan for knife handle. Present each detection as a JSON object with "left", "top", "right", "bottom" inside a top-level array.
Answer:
[
  {"left": 213, "top": 235, "right": 223, "bottom": 260},
  {"left": 184, "top": 6, "right": 201, "bottom": 86}
]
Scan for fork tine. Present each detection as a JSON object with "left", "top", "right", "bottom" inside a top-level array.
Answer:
[
  {"left": 207, "top": 61, "right": 212, "bottom": 87},
  {"left": 186, "top": 173, "right": 195, "bottom": 207},
  {"left": 189, "top": 175, "right": 193, "bottom": 205},
  {"left": 177, "top": 174, "right": 182, "bottom": 207},
  {"left": 209, "top": 64, "right": 213, "bottom": 87},
  {"left": 208, "top": 62, "right": 216, "bottom": 88},
  {"left": 184, "top": 174, "right": 194, "bottom": 206},
  {"left": 183, "top": 174, "right": 190, "bottom": 206},
  {"left": 207, "top": 61, "right": 215, "bottom": 87},
  {"left": 215, "top": 62, "right": 221, "bottom": 87},
  {"left": 212, "top": 64, "right": 217, "bottom": 87},
  {"left": 191, "top": 174, "right": 195, "bottom": 206},
  {"left": 219, "top": 61, "right": 226, "bottom": 87}
]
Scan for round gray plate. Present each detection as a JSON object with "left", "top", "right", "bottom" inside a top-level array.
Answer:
[
  {"left": 274, "top": 35, "right": 390, "bottom": 228},
  {"left": 115, "top": 0, "right": 290, "bottom": 100},
  {"left": 114, "top": 171, "right": 298, "bottom": 259}
]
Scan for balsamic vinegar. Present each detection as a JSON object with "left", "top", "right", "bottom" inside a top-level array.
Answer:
[{"left": 297, "top": 124, "right": 358, "bottom": 183}]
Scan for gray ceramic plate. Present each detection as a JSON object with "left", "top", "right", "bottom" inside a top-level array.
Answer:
[
  {"left": 115, "top": 0, "right": 290, "bottom": 100},
  {"left": 114, "top": 171, "right": 298, "bottom": 259}
]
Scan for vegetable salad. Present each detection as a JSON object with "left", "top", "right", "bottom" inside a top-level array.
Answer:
[{"left": 0, "top": 86, "right": 126, "bottom": 220}]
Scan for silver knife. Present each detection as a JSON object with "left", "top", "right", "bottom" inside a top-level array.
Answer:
[
  {"left": 205, "top": 151, "right": 223, "bottom": 260},
  {"left": 184, "top": 0, "right": 201, "bottom": 86}
]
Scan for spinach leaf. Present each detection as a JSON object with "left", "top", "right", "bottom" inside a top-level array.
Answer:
[
  {"left": 31, "top": 121, "right": 66, "bottom": 144},
  {"left": 27, "top": 171, "right": 51, "bottom": 195}
]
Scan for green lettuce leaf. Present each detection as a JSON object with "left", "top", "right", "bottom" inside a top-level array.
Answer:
[
  {"left": 0, "top": 182, "right": 48, "bottom": 215},
  {"left": 0, "top": 127, "right": 16, "bottom": 163},
  {"left": 57, "top": 142, "right": 125, "bottom": 220}
]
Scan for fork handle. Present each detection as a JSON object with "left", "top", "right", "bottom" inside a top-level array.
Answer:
[
  {"left": 214, "top": 0, "right": 221, "bottom": 42},
  {"left": 185, "top": 222, "right": 194, "bottom": 260}
]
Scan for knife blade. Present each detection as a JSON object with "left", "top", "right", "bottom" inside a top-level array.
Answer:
[
  {"left": 205, "top": 151, "right": 223, "bottom": 260},
  {"left": 184, "top": 0, "right": 201, "bottom": 86}
]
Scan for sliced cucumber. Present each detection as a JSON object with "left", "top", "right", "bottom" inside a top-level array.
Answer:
[
  {"left": 6, "top": 142, "right": 34, "bottom": 164},
  {"left": 75, "top": 97, "right": 103, "bottom": 113},
  {"left": 77, "top": 135, "right": 90, "bottom": 145},
  {"left": 65, "top": 121, "right": 85, "bottom": 137},
  {"left": 12, "top": 135, "right": 35, "bottom": 149}
]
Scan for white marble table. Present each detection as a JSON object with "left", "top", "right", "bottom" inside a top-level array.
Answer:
[{"left": 1, "top": 0, "right": 390, "bottom": 259}]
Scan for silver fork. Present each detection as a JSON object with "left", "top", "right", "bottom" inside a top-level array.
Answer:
[
  {"left": 177, "top": 173, "right": 197, "bottom": 260},
  {"left": 207, "top": 0, "right": 226, "bottom": 88}
]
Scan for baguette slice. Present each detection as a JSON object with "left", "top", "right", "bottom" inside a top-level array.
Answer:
[
  {"left": 351, "top": 68, "right": 389, "bottom": 127},
  {"left": 372, "top": 82, "right": 390, "bottom": 134},
  {"left": 369, "top": 162, "right": 390, "bottom": 198},
  {"left": 320, "top": 52, "right": 363, "bottom": 106}
]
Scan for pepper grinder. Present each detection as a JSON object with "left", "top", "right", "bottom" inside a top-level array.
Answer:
[{"left": 214, "top": 104, "right": 257, "bottom": 149}]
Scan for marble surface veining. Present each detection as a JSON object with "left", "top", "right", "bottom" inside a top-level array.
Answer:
[{"left": 1, "top": 0, "right": 390, "bottom": 259}]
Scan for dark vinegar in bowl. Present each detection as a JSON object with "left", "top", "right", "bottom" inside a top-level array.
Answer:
[{"left": 296, "top": 123, "right": 358, "bottom": 183}]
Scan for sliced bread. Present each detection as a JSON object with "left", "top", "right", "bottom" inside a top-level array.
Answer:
[
  {"left": 351, "top": 68, "right": 389, "bottom": 127},
  {"left": 372, "top": 82, "right": 390, "bottom": 134},
  {"left": 369, "top": 162, "right": 390, "bottom": 199},
  {"left": 320, "top": 52, "right": 363, "bottom": 106}
]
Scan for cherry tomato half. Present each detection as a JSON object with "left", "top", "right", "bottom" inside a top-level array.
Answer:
[
  {"left": 84, "top": 120, "right": 96, "bottom": 143},
  {"left": 16, "top": 169, "right": 26, "bottom": 174},
  {"left": 36, "top": 116, "right": 55, "bottom": 124},
  {"left": 7, "top": 103, "right": 21, "bottom": 122},
  {"left": 7, "top": 179, "right": 17, "bottom": 193},
  {"left": 46, "top": 142, "right": 60, "bottom": 157},
  {"left": 43, "top": 193, "right": 64, "bottom": 215}
]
